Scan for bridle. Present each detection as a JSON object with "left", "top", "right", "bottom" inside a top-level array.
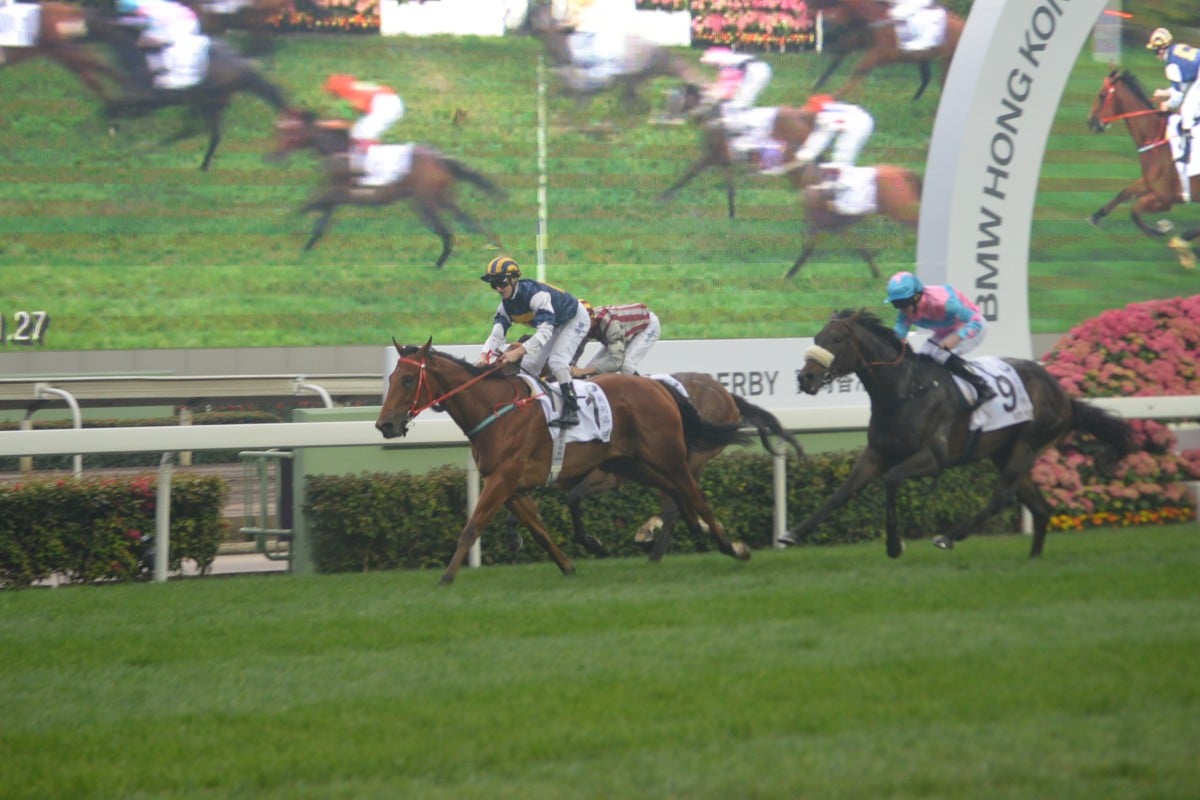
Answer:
[
  {"left": 391, "top": 349, "right": 538, "bottom": 437},
  {"left": 804, "top": 315, "right": 908, "bottom": 389},
  {"left": 1093, "top": 75, "right": 1169, "bottom": 153}
]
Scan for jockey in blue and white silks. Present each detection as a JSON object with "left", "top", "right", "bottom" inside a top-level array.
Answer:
[
  {"left": 1148, "top": 27, "right": 1200, "bottom": 198},
  {"left": 477, "top": 256, "right": 590, "bottom": 427},
  {"left": 885, "top": 270, "right": 995, "bottom": 409}
]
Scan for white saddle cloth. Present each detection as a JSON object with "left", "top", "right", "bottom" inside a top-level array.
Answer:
[
  {"left": 359, "top": 143, "right": 414, "bottom": 187},
  {"left": 829, "top": 165, "right": 878, "bottom": 216},
  {"left": 951, "top": 357, "right": 1034, "bottom": 432},
  {"left": 518, "top": 376, "right": 613, "bottom": 445},
  {"left": 896, "top": 7, "right": 947, "bottom": 52}
]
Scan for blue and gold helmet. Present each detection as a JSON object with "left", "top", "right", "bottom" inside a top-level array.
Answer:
[
  {"left": 884, "top": 271, "right": 924, "bottom": 303},
  {"left": 116, "top": 0, "right": 140, "bottom": 14},
  {"left": 481, "top": 255, "right": 521, "bottom": 284}
]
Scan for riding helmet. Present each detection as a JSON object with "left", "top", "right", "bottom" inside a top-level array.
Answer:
[
  {"left": 805, "top": 94, "right": 835, "bottom": 114},
  {"left": 482, "top": 256, "right": 521, "bottom": 283},
  {"left": 1147, "top": 28, "right": 1172, "bottom": 51},
  {"left": 884, "top": 271, "right": 924, "bottom": 303}
]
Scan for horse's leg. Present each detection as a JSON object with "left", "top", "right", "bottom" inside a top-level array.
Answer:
[
  {"left": 303, "top": 206, "right": 335, "bottom": 251},
  {"left": 564, "top": 475, "right": 610, "bottom": 557},
  {"left": 659, "top": 153, "right": 721, "bottom": 206},
  {"left": 440, "top": 476, "right": 516, "bottom": 584},
  {"left": 503, "top": 510, "right": 525, "bottom": 555},
  {"left": 646, "top": 496, "right": 688, "bottom": 563},
  {"left": 444, "top": 200, "right": 502, "bottom": 249},
  {"left": 198, "top": 108, "right": 224, "bottom": 171},
  {"left": 813, "top": 52, "right": 849, "bottom": 91},
  {"left": 416, "top": 205, "right": 454, "bottom": 268},
  {"left": 785, "top": 234, "right": 820, "bottom": 279},
  {"left": 857, "top": 248, "right": 882, "bottom": 279},
  {"left": 932, "top": 483, "right": 1019, "bottom": 551},
  {"left": 780, "top": 447, "right": 887, "bottom": 545},
  {"left": 506, "top": 494, "right": 576, "bottom": 576},
  {"left": 1088, "top": 186, "right": 1137, "bottom": 226},
  {"left": 723, "top": 161, "right": 737, "bottom": 219},
  {"left": 1013, "top": 473, "right": 1054, "bottom": 558},
  {"left": 912, "top": 61, "right": 932, "bottom": 101},
  {"left": 883, "top": 483, "right": 903, "bottom": 558}
]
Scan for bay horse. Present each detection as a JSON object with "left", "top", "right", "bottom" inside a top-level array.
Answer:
[
  {"left": 525, "top": 1, "right": 699, "bottom": 124},
  {"left": 808, "top": 0, "right": 964, "bottom": 101},
  {"left": 504, "top": 372, "right": 805, "bottom": 561},
  {"left": 102, "top": 35, "right": 290, "bottom": 170},
  {"left": 658, "top": 83, "right": 818, "bottom": 219},
  {"left": 269, "top": 109, "right": 505, "bottom": 267},
  {"left": 784, "top": 309, "right": 1134, "bottom": 558},
  {"left": 376, "top": 341, "right": 753, "bottom": 585},
  {"left": 784, "top": 160, "right": 922, "bottom": 279},
  {"left": 0, "top": 2, "right": 132, "bottom": 102},
  {"left": 1085, "top": 68, "right": 1200, "bottom": 269}
]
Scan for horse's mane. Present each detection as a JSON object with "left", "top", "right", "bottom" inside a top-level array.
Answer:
[
  {"left": 833, "top": 308, "right": 901, "bottom": 345},
  {"left": 397, "top": 344, "right": 511, "bottom": 380},
  {"left": 1117, "top": 70, "right": 1153, "bottom": 108}
]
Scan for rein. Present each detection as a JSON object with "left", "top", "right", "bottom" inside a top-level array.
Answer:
[
  {"left": 397, "top": 353, "right": 539, "bottom": 437},
  {"left": 1096, "top": 80, "right": 1170, "bottom": 152}
]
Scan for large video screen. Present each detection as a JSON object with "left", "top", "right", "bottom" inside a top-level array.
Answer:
[{"left": 0, "top": 0, "right": 1192, "bottom": 354}]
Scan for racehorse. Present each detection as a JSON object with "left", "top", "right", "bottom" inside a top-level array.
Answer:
[
  {"left": 524, "top": 1, "right": 699, "bottom": 125},
  {"left": 1085, "top": 68, "right": 1200, "bottom": 269},
  {"left": 808, "top": 0, "right": 964, "bottom": 100},
  {"left": 784, "top": 309, "right": 1134, "bottom": 558},
  {"left": 102, "top": 36, "right": 290, "bottom": 170},
  {"left": 269, "top": 109, "right": 505, "bottom": 267},
  {"left": 658, "top": 83, "right": 817, "bottom": 218},
  {"left": 784, "top": 161, "right": 922, "bottom": 279},
  {"left": 376, "top": 341, "right": 753, "bottom": 584},
  {"left": 0, "top": 2, "right": 132, "bottom": 102},
  {"left": 504, "top": 372, "right": 805, "bottom": 561}
]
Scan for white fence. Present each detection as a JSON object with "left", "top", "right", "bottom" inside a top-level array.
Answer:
[{"left": 1, "top": 396, "right": 1197, "bottom": 583}]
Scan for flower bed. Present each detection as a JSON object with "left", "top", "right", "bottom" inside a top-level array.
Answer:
[
  {"left": 1036, "top": 295, "right": 1200, "bottom": 531},
  {"left": 267, "top": 0, "right": 380, "bottom": 34},
  {"left": 637, "top": 0, "right": 815, "bottom": 51}
]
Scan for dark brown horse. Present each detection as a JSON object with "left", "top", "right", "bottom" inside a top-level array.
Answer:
[
  {"left": 659, "top": 83, "right": 818, "bottom": 218},
  {"left": 784, "top": 309, "right": 1134, "bottom": 558},
  {"left": 525, "top": 0, "right": 699, "bottom": 124},
  {"left": 187, "top": 0, "right": 288, "bottom": 55},
  {"left": 376, "top": 341, "right": 753, "bottom": 584},
  {"left": 505, "top": 372, "right": 805, "bottom": 561},
  {"left": 0, "top": 2, "right": 131, "bottom": 102},
  {"left": 808, "top": 0, "right": 964, "bottom": 100},
  {"left": 269, "top": 109, "right": 505, "bottom": 267},
  {"left": 784, "top": 161, "right": 922, "bottom": 279},
  {"left": 1086, "top": 68, "right": 1200, "bottom": 269}
]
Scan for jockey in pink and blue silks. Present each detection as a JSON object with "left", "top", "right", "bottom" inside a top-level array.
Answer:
[{"left": 885, "top": 270, "right": 996, "bottom": 409}]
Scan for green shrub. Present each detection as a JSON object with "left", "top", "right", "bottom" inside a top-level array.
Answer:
[{"left": 0, "top": 474, "right": 227, "bottom": 588}]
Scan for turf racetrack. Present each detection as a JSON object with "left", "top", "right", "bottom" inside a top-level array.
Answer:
[{"left": 2, "top": 526, "right": 1196, "bottom": 798}]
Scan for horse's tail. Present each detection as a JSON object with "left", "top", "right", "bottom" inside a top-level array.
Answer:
[
  {"left": 1070, "top": 399, "right": 1136, "bottom": 471},
  {"left": 662, "top": 384, "right": 748, "bottom": 453},
  {"left": 444, "top": 157, "right": 507, "bottom": 200},
  {"left": 731, "top": 395, "right": 804, "bottom": 459}
]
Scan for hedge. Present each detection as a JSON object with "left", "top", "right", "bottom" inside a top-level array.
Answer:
[{"left": 0, "top": 474, "right": 228, "bottom": 588}]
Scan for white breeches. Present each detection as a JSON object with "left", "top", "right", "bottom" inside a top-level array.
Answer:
[
  {"left": 918, "top": 332, "right": 984, "bottom": 360},
  {"left": 352, "top": 93, "right": 404, "bottom": 144},
  {"left": 525, "top": 304, "right": 593, "bottom": 384}
]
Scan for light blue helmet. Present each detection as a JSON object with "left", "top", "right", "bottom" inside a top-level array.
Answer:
[
  {"left": 884, "top": 271, "right": 924, "bottom": 303},
  {"left": 116, "top": 0, "right": 140, "bottom": 14}
]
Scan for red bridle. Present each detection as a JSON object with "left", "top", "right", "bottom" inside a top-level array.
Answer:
[{"left": 1093, "top": 77, "right": 1169, "bottom": 153}]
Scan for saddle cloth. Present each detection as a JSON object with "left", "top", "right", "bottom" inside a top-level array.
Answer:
[
  {"left": 896, "top": 7, "right": 947, "bottom": 52},
  {"left": 649, "top": 373, "right": 688, "bottom": 399},
  {"left": 829, "top": 165, "right": 878, "bottom": 216},
  {"left": 951, "top": 356, "right": 1034, "bottom": 432},
  {"left": 0, "top": 3, "right": 40, "bottom": 48},
  {"left": 517, "top": 376, "right": 613, "bottom": 445},
  {"left": 1166, "top": 115, "right": 1200, "bottom": 177},
  {"left": 359, "top": 143, "right": 414, "bottom": 187}
]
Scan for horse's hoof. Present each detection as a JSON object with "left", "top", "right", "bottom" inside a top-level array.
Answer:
[
  {"left": 1168, "top": 236, "right": 1197, "bottom": 269},
  {"left": 438, "top": 573, "right": 456, "bottom": 585},
  {"left": 732, "top": 541, "right": 752, "bottom": 561},
  {"left": 932, "top": 535, "right": 953, "bottom": 551},
  {"left": 1156, "top": 219, "right": 1175, "bottom": 233},
  {"left": 777, "top": 530, "right": 797, "bottom": 547},
  {"left": 633, "top": 517, "right": 662, "bottom": 543},
  {"left": 887, "top": 540, "right": 905, "bottom": 559}
]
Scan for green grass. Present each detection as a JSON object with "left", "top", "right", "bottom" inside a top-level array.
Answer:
[
  {"left": 0, "top": 31, "right": 1195, "bottom": 351},
  {"left": 2, "top": 525, "right": 1198, "bottom": 799}
]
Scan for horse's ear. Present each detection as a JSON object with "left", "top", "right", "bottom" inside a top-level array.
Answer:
[
  {"left": 392, "top": 337, "right": 403, "bottom": 354},
  {"left": 418, "top": 337, "right": 433, "bottom": 357}
]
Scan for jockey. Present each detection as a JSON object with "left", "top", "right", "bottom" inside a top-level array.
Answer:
[
  {"left": 699, "top": 47, "right": 774, "bottom": 163},
  {"left": 772, "top": 94, "right": 874, "bottom": 187},
  {"left": 323, "top": 74, "right": 405, "bottom": 186},
  {"left": 570, "top": 301, "right": 662, "bottom": 377},
  {"left": 885, "top": 270, "right": 996, "bottom": 409},
  {"left": 477, "top": 256, "right": 591, "bottom": 427},
  {"left": 1147, "top": 28, "right": 1200, "bottom": 198},
  {"left": 116, "top": 0, "right": 210, "bottom": 90}
]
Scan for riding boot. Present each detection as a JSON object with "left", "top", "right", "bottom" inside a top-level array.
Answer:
[
  {"left": 551, "top": 381, "right": 580, "bottom": 427},
  {"left": 943, "top": 352, "right": 995, "bottom": 410}
]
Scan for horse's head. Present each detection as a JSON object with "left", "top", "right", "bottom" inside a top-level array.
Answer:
[
  {"left": 266, "top": 108, "right": 348, "bottom": 162},
  {"left": 376, "top": 338, "right": 434, "bottom": 439},
  {"left": 797, "top": 308, "right": 899, "bottom": 394},
  {"left": 1087, "top": 68, "right": 1154, "bottom": 133}
]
